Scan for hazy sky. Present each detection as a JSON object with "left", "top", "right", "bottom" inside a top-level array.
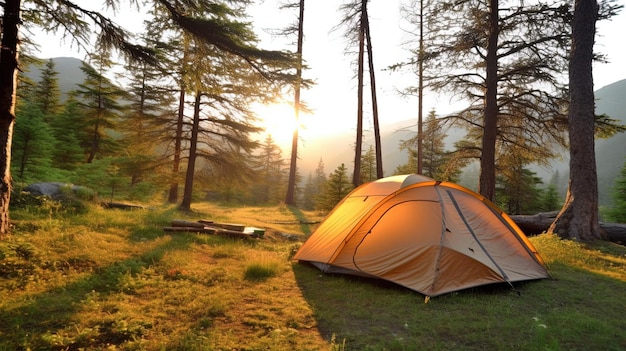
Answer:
[{"left": 251, "top": 0, "right": 626, "bottom": 139}]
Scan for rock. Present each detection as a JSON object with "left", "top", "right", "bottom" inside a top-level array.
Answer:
[{"left": 24, "top": 182, "right": 87, "bottom": 200}]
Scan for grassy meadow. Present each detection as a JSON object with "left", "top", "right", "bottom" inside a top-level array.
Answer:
[{"left": 0, "top": 202, "right": 625, "bottom": 350}]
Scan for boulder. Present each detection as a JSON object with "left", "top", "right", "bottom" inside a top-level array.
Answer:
[{"left": 24, "top": 182, "right": 87, "bottom": 200}]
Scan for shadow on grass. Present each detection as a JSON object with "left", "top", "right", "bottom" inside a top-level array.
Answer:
[
  {"left": 286, "top": 205, "right": 316, "bottom": 236},
  {"left": 292, "top": 259, "right": 626, "bottom": 351},
  {"left": 0, "top": 233, "right": 195, "bottom": 350}
]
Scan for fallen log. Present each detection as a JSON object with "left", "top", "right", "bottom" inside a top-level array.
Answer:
[
  {"left": 198, "top": 220, "right": 245, "bottom": 232},
  {"left": 171, "top": 220, "right": 205, "bottom": 228},
  {"left": 103, "top": 202, "right": 145, "bottom": 210},
  {"left": 509, "top": 212, "right": 626, "bottom": 244},
  {"left": 163, "top": 226, "right": 216, "bottom": 234}
]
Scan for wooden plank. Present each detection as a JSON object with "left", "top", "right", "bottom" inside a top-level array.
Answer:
[
  {"left": 171, "top": 220, "right": 205, "bottom": 228},
  {"left": 210, "top": 227, "right": 252, "bottom": 239},
  {"left": 243, "top": 227, "right": 265, "bottom": 238},
  {"left": 198, "top": 220, "right": 245, "bottom": 232},
  {"left": 163, "top": 226, "right": 216, "bottom": 234}
]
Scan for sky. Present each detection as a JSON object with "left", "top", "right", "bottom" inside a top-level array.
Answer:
[
  {"left": 30, "top": 0, "right": 626, "bottom": 148},
  {"left": 251, "top": 0, "right": 626, "bottom": 145}
]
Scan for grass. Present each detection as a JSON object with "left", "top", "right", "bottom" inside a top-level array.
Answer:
[{"left": 0, "top": 202, "right": 624, "bottom": 350}]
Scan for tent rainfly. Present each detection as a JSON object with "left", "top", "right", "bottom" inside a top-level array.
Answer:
[{"left": 294, "top": 174, "right": 550, "bottom": 297}]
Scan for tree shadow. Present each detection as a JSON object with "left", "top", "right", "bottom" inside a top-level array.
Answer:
[
  {"left": 286, "top": 205, "right": 320, "bottom": 236},
  {"left": 0, "top": 234, "right": 194, "bottom": 350}
]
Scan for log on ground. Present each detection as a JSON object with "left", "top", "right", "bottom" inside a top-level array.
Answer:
[{"left": 509, "top": 212, "right": 626, "bottom": 244}]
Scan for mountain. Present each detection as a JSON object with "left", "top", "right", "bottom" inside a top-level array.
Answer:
[{"left": 23, "top": 57, "right": 86, "bottom": 100}]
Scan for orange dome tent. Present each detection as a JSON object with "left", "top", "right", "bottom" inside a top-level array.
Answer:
[{"left": 294, "top": 174, "right": 550, "bottom": 297}]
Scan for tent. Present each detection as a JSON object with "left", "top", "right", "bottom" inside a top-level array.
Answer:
[{"left": 294, "top": 174, "right": 550, "bottom": 297}]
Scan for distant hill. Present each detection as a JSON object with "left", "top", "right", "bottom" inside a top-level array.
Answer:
[
  {"left": 589, "top": 79, "right": 626, "bottom": 205},
  {"left": 23, "top": 57, "right": 626, "bottom": 206},
  {"left": 23, "top": 57, "right": 86, "bottom": 100}
]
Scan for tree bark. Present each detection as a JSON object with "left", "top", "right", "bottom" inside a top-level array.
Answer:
[
  {"left": 179, "top": 91, "right": 201, "bottom": 211},
  {"left": 285, "top": 0, "right": 305, "bottom": 206},
  {"left": 548, "top": 0, "right": 603, "bottom": 241},
  {"left": 168, "top": 44, "right": 190, "bottom": 204},
  {"left": 363, "top": 6, "right": 383, "bottom": 179},
  {"left": 0, "top": 0, "right": 21, "bottom": 238},
  {"left": 416, "top": 0, "right": 425, "bottom": 175},
  {"left": 168, "top": 88, "right": 185, "bottom": 203},
  {"left": 479, "top": 0, "right": 499, "bottom": 201},
  {"left": 352, "top": 1, "right": 366, "bottom": 188}
]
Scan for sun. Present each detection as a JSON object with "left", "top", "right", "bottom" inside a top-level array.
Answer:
[{"left": 255, "top": 102, "right": 299, "bottom": 148}]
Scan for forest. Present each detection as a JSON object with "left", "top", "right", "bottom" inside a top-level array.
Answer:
[{"left": 1, "top": 0, "right": 625, "bottom": 241}]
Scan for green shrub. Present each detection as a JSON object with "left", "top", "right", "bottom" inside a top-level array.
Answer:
[
  {"left": 10, "top": 187, "right": 89, "bottom": 215},
  {"left": 244, "top": 261, "right": 280, "bottom": 281}
]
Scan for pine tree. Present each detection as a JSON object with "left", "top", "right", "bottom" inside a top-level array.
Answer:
[
  {"left": 541, "top": 183, "right": 562, "bottom": 212},
  {"left": 319, "top": 163, "right": 353, "bottom": 212},
  {"left": 0, "top": 0, "right": 297, "bottom": 236},
  {"left": 424, "top": 1, "right": 575, "bottom": 200},
  {"left": 360, "top": 145, "right": 377, "bottom": 183},
  {"left": 75, "top": 54, "right": 128, "bottom": 163},
  {"left": 251, "top": 135, "right": 287, "bottom": 204},
  {"left": 549, "top": 0, "right": 605, "bottom": 241},
  {"left": 395, "top": 109, "right": 464, "bottom": 181},
  {"left": 338, "top": 0, "right": 383, "bottom": 186},
  {"left": 496, "top": 167, "right": 543, "bottom": 215},
  {"left": 300, "top": 173, "right": 316, "bottom": 210},
  {"left": 603, "top": 160, "right": 626, "bottom": 223},
  {"left": 11, "top": 100, "right": 55, "bottom": 183},
  {"left": 118, "top": 48, "right": 176, "bottom": 188},
  {"left": 49, "top": 95, "right": 86, "bottom": 170},
  {"left": 312, "top": 158, "right": 328, "bottom": 211},
  {"left": 280, "top": 0, "right": 308, "bottom": 206},
  {"left": 33, "top": 59, "right": 62, "bottom": 122}
]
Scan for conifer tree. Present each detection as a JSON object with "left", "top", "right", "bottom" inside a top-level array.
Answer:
[
  {"left": 300, "top": 173, "right": 316, "bottom": 210},
  {"left": 119, "top": 45, "right": 175, "bottom": 187},
  {"left": 12, "top": 100, "right": 55, "bottom": 182},
  {"left": 251, "top": 135, "right": 286, "bottom": 204},
  {"left": 424, "top": 0, "right": 575, "bottom": 200},
  {"left": 0, "top": 0, "right": 297, "bottom": 235},
  {"left": 33, "top": 59, "right": 62, "bottom": 122},
  {"left": 75, "top": 54, "right": 128, "bottom": 163},
  {"left": 338, "top": 0, "right": 383, "bottom": 186},
  {"left": 319, "top": 163, "right": 353, "bottom": 212},
  {"left": 49, "top": 95, "right": 86, "bottom": 170},
  {"left": 311, "top": 158, "right": 328, "bottom": 211},
  {"left": 360, "top": 145, "right": 377, "bottom": 183},
  {"left": 548, "top": 0, "right": 619, "bottom": 240},
  {"left": 603, "top": 160, "right": 626, "bottom": 223},
  {"left": 496, "top": 167, "right": 543, "bottom": 215},
  {"left": 541, "top": 183, "right": 562, "bottom": 212},
  {"left": 395, "top": 109, "right": 464, "bottom": 181}
]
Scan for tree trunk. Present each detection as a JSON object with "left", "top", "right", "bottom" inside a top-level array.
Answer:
[
  {"left": 285, "top": 0, "right": 305, "bottom": 206},
  {"left": 479, "top": 0, "right": 499, "bottom": 201},
  {"left": 548, "top": 0, "right": 603, "bottom": 241},
  {"left": 363, "top": 6, "right": 383, "bottom": 179},
  {"left": 417, "top": 0, "right": 425, "bottom": 175},
  {"left": 352, "top": 1, "right": 366, "bottom": 188},
  {"left": 168, "top": 87, "right": 186, "bottom": 203},
  {"left": 179, "top": 91, "right": 201, "bottom": 211},
  {"left": 0, "top": 0, "right": 21, "bottom": 238}
]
